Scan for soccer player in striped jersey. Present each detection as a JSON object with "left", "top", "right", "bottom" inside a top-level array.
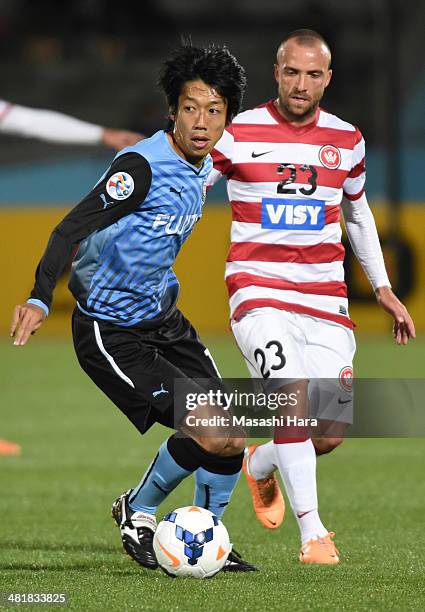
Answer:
[
  {"left": 11, "top": 43, "right": 255, "bottom": 572},
  {"left": 209, "top": 29, "right": 415, "bottom": 564}
]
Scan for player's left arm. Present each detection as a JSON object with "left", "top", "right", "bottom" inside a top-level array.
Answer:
[
  {"left": 341, "top": 128, "right": 415, "bottom": 345},
  {"left": 341, "top": 193, "right": 415, "bottom": 345}
]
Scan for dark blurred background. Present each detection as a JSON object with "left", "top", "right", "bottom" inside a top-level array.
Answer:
[
  {"left": 1, "top": 0, "right": 424, "bottom": 335},
  {"left": 0, "top": 0, "right": 424, "bottom": 198}
]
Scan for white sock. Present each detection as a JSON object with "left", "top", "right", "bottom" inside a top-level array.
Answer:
[
  {"left": 274, "top": 439, "right": 328, "bottom": 544},
  {"left": 247, "top": 441, "right": 277, "bottom": 480},
  {"left": 295, "top": 509, "right": 327, "bottom": 544}
]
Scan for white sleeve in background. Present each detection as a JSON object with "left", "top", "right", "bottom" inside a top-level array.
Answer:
[
  {"left": 0, "top": 100, "right": 103, "bottom": 144},
  {"left": 341, "top": 193, "right": 391, "bottom": 290}
]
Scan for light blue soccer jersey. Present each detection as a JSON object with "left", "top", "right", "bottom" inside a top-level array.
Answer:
[{"left": 69, "top": 131, "right": 211, "bottom": 326}]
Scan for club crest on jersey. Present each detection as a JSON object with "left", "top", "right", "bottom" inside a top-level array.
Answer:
[
  {"left": 319, "top": 144, "right": 341, "bottom": 170},
  {"left": 106, "top": 172, "right": 134, "bottom": 200},
  {"left": 261, "top": 198, "right": 325, "bottom": 230},
  {"left": 339, "top": 366, "right": 353, "bottom": 392}
]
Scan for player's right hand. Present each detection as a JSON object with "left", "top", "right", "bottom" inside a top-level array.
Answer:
[{"left": 10, "top": 304, "right": 46, "bottom": 346}]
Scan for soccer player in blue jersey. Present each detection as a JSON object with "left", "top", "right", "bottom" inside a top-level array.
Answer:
[{"left": 11, "top": 43, "right": 254, "bottom": 572}]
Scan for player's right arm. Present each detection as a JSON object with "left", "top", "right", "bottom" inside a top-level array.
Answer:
[{"left": 10, "top": 153, "right": 152, "bottom": 346}]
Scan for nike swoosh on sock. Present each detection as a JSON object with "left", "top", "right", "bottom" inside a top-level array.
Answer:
[{"left": 297, "top": 510, "right": 313, "bottom": 519}]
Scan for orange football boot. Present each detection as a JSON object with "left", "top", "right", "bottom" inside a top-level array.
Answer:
[
  {"left": 299, "top": 532, "right": 339, "bottom": 564},
  {"left": 242, "top": 444, "right": 285, "bottom": 529},
  {"left": 0, "top": 439, "right": 21, "bottom": 456}
]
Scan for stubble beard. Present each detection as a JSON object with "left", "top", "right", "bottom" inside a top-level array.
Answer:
[{"left": 277, "top": 95, "right": 319, "bottom": 125}]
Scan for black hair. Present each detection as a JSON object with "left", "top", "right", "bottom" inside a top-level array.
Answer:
[
  {"left": 158, "top": 41, "right": 246, "bottom": 131},
  {"left": 279, "top": 29, "right": 331, "bottom": 67}
]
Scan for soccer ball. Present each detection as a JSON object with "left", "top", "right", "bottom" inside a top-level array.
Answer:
[{"left": 153, "top": 506, "right": 231, "bottom": 578}]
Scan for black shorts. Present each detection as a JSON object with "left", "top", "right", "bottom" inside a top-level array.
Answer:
[{"left": 72, "top": 307, "right": 222, "bottom": 435}]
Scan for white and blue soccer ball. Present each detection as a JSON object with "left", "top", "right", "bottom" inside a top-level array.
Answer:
[{"left": 153, "top": 506, "right": 231, "bottom": 578}]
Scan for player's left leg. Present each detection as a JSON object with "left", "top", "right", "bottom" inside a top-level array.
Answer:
[
  {"left": 72, "top": 308, "right": 196, "bottom": 570},
  {"left": 272, "top": 380, "right": 336, "bottom": 562},
  {"left": 296, "top": 316, "right": 355, "bottom": 563},
  {"left": 306, "top": 317, "right": 355, "bottom": 454}
]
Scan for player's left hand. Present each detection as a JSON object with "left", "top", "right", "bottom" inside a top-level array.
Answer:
[
  {"left": 101, "top": 128, "right": 144, "bottom": 150},
  {"left": 375, "top": 286, "right": 416, "bottom": 345}
]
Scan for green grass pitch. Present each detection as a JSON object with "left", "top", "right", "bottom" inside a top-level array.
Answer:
[{"left": 0, "top": 335, "right": 424, "bottom": 611}]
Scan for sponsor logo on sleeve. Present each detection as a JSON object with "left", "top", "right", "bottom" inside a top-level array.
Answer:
[
  {"left": 261, "top": 198, "right": 325, "bottom": 230},
  {"left": 319, "top": 145, "right": 341, "bottom": 169},
  {"left": 106, "top": 172, "right": 134, "bottom": 200}
]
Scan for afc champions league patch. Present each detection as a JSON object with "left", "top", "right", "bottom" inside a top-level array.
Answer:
[
  {"left": 106, "top": 172, "right": 134, "bottom": 200},
  {"left": 319, "top": 144, "right": 341, "bottom": 170},
  {"left": 339, "top": 366, "right": 353, "bottom": 392}
]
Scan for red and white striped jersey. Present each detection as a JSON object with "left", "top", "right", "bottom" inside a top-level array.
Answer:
[{"left": 209, "top": 100, "right": 366, "bottom": 329}]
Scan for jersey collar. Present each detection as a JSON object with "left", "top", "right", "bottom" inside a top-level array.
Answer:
[
  {"left": 265, "top": 99, "right": 321, "bottom": 134},
  {"left": 162, "top": 130, "right": 208, "bottom": 175}
]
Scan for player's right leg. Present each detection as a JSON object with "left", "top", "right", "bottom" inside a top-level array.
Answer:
[
  {"left": 242, "top": 442, "right": 285, "bottom": 529},
  {"left": 72, "top": 308, "right": 179, "bottom": 570},
  {"left": 111, "top": 489, "right": 158, "bottom": 568}
]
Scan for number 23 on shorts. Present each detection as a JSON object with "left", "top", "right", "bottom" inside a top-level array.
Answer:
[{"left": 254, "top": 340, "right": 286, "bottom": 379}]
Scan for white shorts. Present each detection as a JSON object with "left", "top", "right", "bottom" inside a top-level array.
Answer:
[{"left": 231, "top": 307, "right": 356, "bottom": 423}]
